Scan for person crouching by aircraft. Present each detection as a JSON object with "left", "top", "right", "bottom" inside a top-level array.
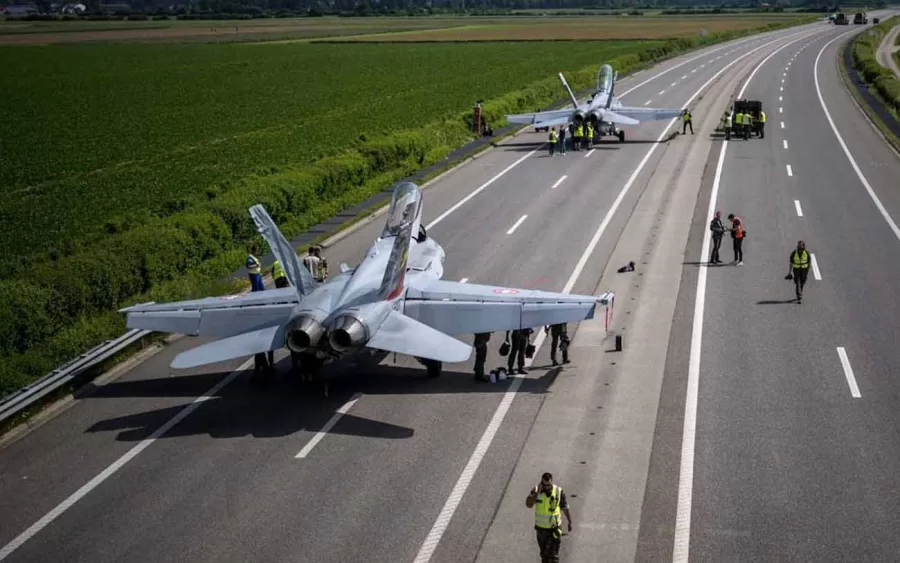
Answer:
[
  {"left": 505, "top": 328, "right": 534, "bottom": 375},
  {"left": 557, "top": 125, "right": 567, "bottom": 155},
  {"left": 548, "top": 127, "right": 558, "bottom": 157}
]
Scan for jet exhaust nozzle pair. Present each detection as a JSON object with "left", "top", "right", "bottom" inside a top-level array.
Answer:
[
  {"left": 285, "top": 314, "right": 368, "bottom": 354},
  {"left": 572, "top": 110, "right": 602, "bottom": 127}
]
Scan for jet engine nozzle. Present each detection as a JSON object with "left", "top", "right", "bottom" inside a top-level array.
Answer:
[
  {"left": 573, "top": 111, "right": 586, "bottom": 125},
  {"left": 588, "top": 111, "right": 602, "bottom": 127},
  {"left": 328, "top": 314, "right": 368, "bottom": 353},
  {"left": 285, "top": 315, "right": 326, "bottom": 353}
]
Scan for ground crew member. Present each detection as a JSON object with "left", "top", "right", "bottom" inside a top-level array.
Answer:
[
  {"left": 548, "top": 127, "right": 558, "bottom": 157},
  {"left": 313, "top": 246, "right": 329, "bottom": 281},
  {"left": 526, "top": 472, "right": 572, "bottom": 563},
  {"left": 682, "top": 109, "right": 694, "bottom": 135},
  {"left": 271, "top": 259, "right": 289, "bottom": 288},
  {"left": 585, "top": 123, "right": 593, "bottom": 149},
  {"left": 759, "top": 109, "right": 766, "bottom": 137},
  {"left": 557, "top": 125, "right": 567, "bottom": 155},
  {"left": 787, "top": 240, "right": 810, "bottom": 303},
  {"left": 246, "top": 249, "right": 264, "bottom": 292},
  {"left": 573, "top": 123, "right": 583, "bottom": 151},
  {"left": 505, "top": 328, "right": 533, "bottom": 375},
  {"left": 735, "top": 111, "right": 744, "bottom": 139},
  {"left": 709, "top": 210, "right": 726, "bottom": 264},
  {"left": 303, "top": 246, "right": 321, "bottom": 280},
  {"left": 727, "top": 213, "right": 745, "bottom": 265},
  {"left": 545, "top": 323, "right": 570, "bottom": 366},
  {"left": 473, "top": 332, "right": 491, "bottom": 381},
  {"left": 744, "top": 113, "right": 753, "bottom": 139}
]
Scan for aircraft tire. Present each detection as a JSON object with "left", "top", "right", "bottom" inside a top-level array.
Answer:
[
  {"left": 617, "top": 130, "right": 625, "bottom": 142},
  {"left": 426, "top": 360, "right": 442, "bottom": 378}
]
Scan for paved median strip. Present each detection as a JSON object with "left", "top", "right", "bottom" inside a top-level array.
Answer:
[{"left": 836, "top": 347, "right": 862, "bottom": 398}]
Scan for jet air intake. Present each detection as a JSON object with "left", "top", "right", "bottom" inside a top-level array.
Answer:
[
  {"left": 328, "top": 314, "right": 369, "bottom": 353},
  {"left": 285, "top": 315, "right": 325, "bottom": 353}
]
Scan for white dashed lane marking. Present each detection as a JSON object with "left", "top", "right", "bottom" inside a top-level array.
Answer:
[
  {"left": 786, "top": 164, "right": 793, "bottom": 177},
  {"left": 551, "top": 175, "right": 567, "bottom": 189},
  {"left": 794, "top": 200, "right": 803, "bottom": 217},
  {"left": 783, "top": 139, "right": 789, "bottom": 149},
  {"left": 506, "top": 214, "right": 528, "bottom": 235}
]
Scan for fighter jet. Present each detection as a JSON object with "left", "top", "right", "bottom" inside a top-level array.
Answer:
[
  {"left": 120, "top": 182, "right": 604, "bottom": 379},
  {"left": 505, "top": 63, "right": 684, "bottom": 142}
]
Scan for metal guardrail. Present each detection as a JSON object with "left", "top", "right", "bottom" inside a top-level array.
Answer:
[{"left": 0, "top": 313, "right": 155, "bottom": 425}]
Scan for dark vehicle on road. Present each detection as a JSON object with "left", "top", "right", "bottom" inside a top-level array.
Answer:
[
  {"left": 853, "top": 12, "right": 868, "bottom": 24},
  {"left": 835, "top": 12, "right": 849, "bottom": 24}
]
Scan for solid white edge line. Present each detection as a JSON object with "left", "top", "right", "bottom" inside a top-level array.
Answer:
[
  {"left": 415, "top": 28, "right": 814, "bottom": 563},
  {"left": 787, "top": 164, "right": 794, "bottom": 177},
  {"left": 584, "top": 149, "right": 596, "bottom": 159},
  {"left": 551, "top": 175, "right": 567, "bottom": 189},
  {"left": 459, "top": 277, "right": 469, "bottom": 284},
  {"left": 0, "top": 358, "right": 254, "bottom": 561},
  {"left": 810, "top": 253, "right": 822, "bottom": 280},
  {"left": 784, "top": 139, "right": 789, "bottom": 149},
  {"left": 427, "top": 149, "right": 538, "bottom": 230},
  {"left": 296, "top": 394, "right": 362, "bottom": 459},
  {"left": 814, "top": 32, "right": 900, "bottom": 245},
  {"left": 506, "top": 214, "right": 528, "bottom": 235},
  {"left": 672, "top": 28, "right": 821, "bottom": 563},
  {"left": 836, "top": 347, "right": 862, "bottom": 398},
  {"left": 795, "top": 199, "right": 804, "bottom": 217}
]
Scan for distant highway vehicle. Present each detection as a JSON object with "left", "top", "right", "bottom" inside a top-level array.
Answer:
[
  {"left": 873, "top": 16, "right": 880, "bottom": 24},
  {"left": 853, "top": 12, "right": 868, "bottom": 24},
  {"left": 835, "top": 12, "right": 849, "bottom": 25}
]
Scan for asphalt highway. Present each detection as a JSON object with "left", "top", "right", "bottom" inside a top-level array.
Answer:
[
  {"left": 0, "top": 21, "right": 864, "bottom": 563},
  {"left": 636, "top": 12, "right": 900, "bottom": 562}
]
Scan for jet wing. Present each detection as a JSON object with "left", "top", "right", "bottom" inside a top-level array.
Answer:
[
  {"left": 119, "top": 287, "right": 299, "bottom": 339},
  {"left": 612, "top": 106, "right": 684, "bottom": 123},
  {"left": 505, "top": 109, "right": 573, "bottom": 127},
  {"left": 401, "top": 280, "right": 600, "bottom": 336}
]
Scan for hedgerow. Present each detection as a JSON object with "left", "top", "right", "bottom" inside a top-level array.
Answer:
[
  {"left": 850, "top": 15, "right": 900, "bottom": 112},
  {"left": 0, "top": 20, "right": 804, "bottom": 397}
]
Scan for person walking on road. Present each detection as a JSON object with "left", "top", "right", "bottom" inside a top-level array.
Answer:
[
  {"left": 727, "top": 213, "right": 745, "bottom": 265},
  {"left": 526, "top": 472, "right": 573, "bottom": 563},
  {"left": 682, "top": 109, "right": 694, "bottom": 135},
  {"left": 548, "top": 127, "right": 558, "bottom": 157},
  {"left": 545, "top": 323, "right": 570, "bottom": 366},
  {"left": 473, "top": 332, "right": 491, "bottom": 381},
  {"left": 505, "top": 328, "right": 533, "bottom": 375},
  {"left": 709, "top": 210, "right": 726, "bottom": 264},
  {"left": 786, "top": 240, "right": 810, "bottom": 303}
]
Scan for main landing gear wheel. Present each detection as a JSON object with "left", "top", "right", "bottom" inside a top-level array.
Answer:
[
  {"left": 416, "top": 358, "right": 443, "bottom": 378},
  {"left": 617, "top": 130, "right": 626, "bottom": 142}
]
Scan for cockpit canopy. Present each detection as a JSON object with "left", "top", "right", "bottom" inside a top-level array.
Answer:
[
  {"left": 597, "top": 64, "right": 614, "bottom": 94},
  {"left": 382, "top": 181, "right": 422, "bottom": 238}
]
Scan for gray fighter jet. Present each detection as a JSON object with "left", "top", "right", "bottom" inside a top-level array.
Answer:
[
  {"left": 505, "top": 63, "right": 684, "bottom": 142},
  {"left": 120, "top": 182, "right": 602, "bottom": 379}
]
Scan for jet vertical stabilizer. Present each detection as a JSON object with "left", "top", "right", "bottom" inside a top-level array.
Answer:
[
  {"left": 249, "top": 205, "right": 318, "bottom": 296},
  {"left": 377, "top": 182, "right": 421, "bottom": 301}
]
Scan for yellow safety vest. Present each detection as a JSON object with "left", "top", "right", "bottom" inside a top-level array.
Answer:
[
  {"left": 760, "top": 111, "right": 766, "bottom": 123},
  {"left": 533, "top": 485, "right": 563, "bottom": 530},
  {"left": 246, "top": 254, "right": 261, "bottom": 275},
  {"left": 575, "top": 125, "right": 583, "bottom": 136},
  {"left": 586, "top": 125, "right": 593, "bottom": 136},
  {"left": 725, "top": 113, "right": 732, "bottom": 127},
  {"left": 683, "top": 112, "right": 691, "bottom": 121},
  {"left": 549, "top": 131, "right": 558, "bottom": 142},
  {"left": 792, "top": 249, "right": 809, "bottom": 269},
  {"left": 735, "top": 113, "right": 742, "bottom": 125},
  {"left": 272, "top": 260, "right": 286, "bottom": 280}
]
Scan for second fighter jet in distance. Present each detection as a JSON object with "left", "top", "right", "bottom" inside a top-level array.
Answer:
[
  {"left": 505, "top": 63, "right": 684, "bottom": 142},
  {"left": 121, "top": 182, "right": 606, "bottom": 381}
]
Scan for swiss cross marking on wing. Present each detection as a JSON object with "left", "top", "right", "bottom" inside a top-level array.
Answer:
[{"left": 493, "top": 288, "right": 520, "bottom": 295}]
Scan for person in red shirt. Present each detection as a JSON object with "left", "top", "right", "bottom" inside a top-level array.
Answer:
[{"left": 727, "top": 213, "right": 745, "bottom": 265}]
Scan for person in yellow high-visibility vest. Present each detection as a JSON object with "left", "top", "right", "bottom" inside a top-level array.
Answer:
[
  {"left": 271, "top": 259, "right": 289, "bottom": 288},
  {"left": 682, "top": 109, "right": 694, "bottom": 135},
  {"left": 548, "top": 127, "right": 558, "bottom": 157},
  {"left": 786, "top": 240, "right": 810, "bottom": 303},
  {"left": 585, "top": 123, "right": 594, "bottom": 149},
  {"left": 573, "top": 123, "right": 583, "bottom": 151},
  {"left": 759, "top": 109, "right": 767, "bottom": 138},
  {"left": 526, "top": 472, "right": 572, "bottom": 563},
  {"left": 734, "top": 111, "right": 743, "bottom": 139}
]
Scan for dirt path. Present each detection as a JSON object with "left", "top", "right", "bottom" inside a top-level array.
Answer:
[{"left": 875, "top": 23, "right": 900, "bottom": 79}]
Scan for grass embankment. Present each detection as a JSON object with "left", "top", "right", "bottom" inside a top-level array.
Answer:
[
  {"left": 850, "top": 15, "right": 900, "bottom": 114},
  {"left": 0, "top": 19, "right": 803, "bottom": 397}
]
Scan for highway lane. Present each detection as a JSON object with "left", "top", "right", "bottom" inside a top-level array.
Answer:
[
  {"left": 636, "top": 16, "right": 900, "bottom": 562},
  {"left": 0, "top": 23, "right": 824, "bottom": 563}
]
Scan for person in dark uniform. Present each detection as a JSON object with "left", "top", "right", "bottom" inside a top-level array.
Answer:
[
  {"left": 545, "top": 323, "right": 570, "bottom": 366},
  {"left": 505, "top": 328, "right": 533, "bottom": 375},
  {"left": 709, "top": 210, "right": 726, "bottom": 264},
  {"left": 473, "top": 332, "right": 491, "bottom": 381},
  {"left": 786, "top": 240, "right": 810, "bottom": 303},
  {"left": 526, "top": 472, "right": 572, "bottom": 563}
]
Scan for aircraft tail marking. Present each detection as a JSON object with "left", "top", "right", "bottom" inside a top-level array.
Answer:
[{"left": 249, "top": 205, "right": 317, "bottom": 296}]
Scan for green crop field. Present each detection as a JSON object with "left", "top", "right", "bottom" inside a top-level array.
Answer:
[{"left": 0, "top": 40, "right": 658, "bottom": 266}]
